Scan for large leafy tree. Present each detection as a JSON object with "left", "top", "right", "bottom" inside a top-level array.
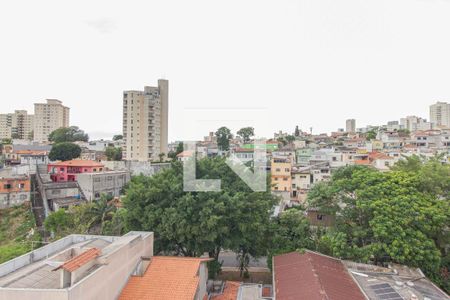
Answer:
[
  {"left": 48, "top": 142, "right": 81, "bottom": 161},
  {"left": 236, "top": 127, "right": 254, "bottom": 144},
  {"left": 266, "top": 209, "right": 313, "bottom": 269},
  {"left": 123, "top": 158, "right": 276, "bottom": 274},
  {"left": 48, "top": 126, "right": 89, "bottom": 143},
  {"left": 308, "top": 162, "right": 450, "bottom": 292},
  {"left": 105, "top": 146, "right": 122, "bottom": 161},
  {"left": 215, "top": 127, "right": 233, "bottom": 151}
]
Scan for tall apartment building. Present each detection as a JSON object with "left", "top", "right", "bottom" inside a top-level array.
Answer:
[
  {"left": 123, "top": 79, "right": 168, "bottom": 161},
  {"left": 430, "top": 101, "right": 450, "bottom": 128},
  {"left": 0, "top": 110, "right": 34, "bottom": 140},
  {"left": 33, "top": 99, "right": 70, "bottom": 142},
  {"left": 345, "top": 119, "right": 356, "bottom": 133}
]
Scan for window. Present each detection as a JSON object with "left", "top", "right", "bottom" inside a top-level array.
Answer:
[
  {"left": 60, "top": 168, "right": 65, "bottom": 172},
  {"left": 317, "top": 214, "right": 324, "bottom": 220},
  {"left": 285, "top": 168, "right": 290, "bottom": 172},
  {"left": 3, "top": 184, "right": 11, "bottom": 189},
  {"left": 18, "top": 183, "right": 25, "bottom": 189},
  {"left": 93, "top": 168, "right": 97, "bottom": 172}
]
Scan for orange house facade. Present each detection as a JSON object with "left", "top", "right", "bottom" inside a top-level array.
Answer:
[{"left": 48, "top": 160, "right": 104, "bottom": 182}]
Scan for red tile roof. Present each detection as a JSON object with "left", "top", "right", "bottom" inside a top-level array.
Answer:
[
  {"left": 273, "top": 251, "right": 366, "bottom": 300},
  {"left": 49, "top": 159, "right": 104, "bottom": 168},
  {"left": 119, "top": 256, "right": 212, "bottom": 300},
  {"left": 177, "top": 150, "right": 194, "bottom": 158},
  {"left": 211, "top": 281, "right": 240, "bottom": 300},
  {"left": 55, "top": 248, "right": 100, "bottom": 272}
]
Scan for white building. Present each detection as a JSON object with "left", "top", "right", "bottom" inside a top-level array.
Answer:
[
  {"left": 400, "top": 116, "right": 433, "bottom": 132},
  {"left": 33, "top": 99, "right": 70, "bottom": 142},
  {"left": 0, "top": 232, "right": 153, "bottom": 300},
  {"left": 123, "top": 80, "right": 168, "bottom": 161},
  {"left": 430, "top": 101, "right": 450, "bottom": 128}
]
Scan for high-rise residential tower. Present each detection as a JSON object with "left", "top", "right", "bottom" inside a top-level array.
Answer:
[
  {"left": 33, "top": 99, "right": 70, "bottom": 142},
  {"left": 430, "top": 101, "right": 450, "bottom": 128},
  {"left": 122, "top": 79, "right": 168, "bottom": 161},
  {"left": 345, "top": 119, "right": 356, "bottom": 133},
  {"left": 0, "top": 110, "right": 34, "bottom": 140}
]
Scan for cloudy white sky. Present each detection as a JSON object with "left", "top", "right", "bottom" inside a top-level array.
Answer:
[{"left": 1, "top": 0, "right": 450, "bottom": 141}]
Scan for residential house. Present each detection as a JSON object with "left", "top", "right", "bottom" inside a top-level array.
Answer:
[
  {"left": 76, "top": 170, "right": 130, "bottom": 201},
  {"left": 119, "top": 256, "right": 211, "bottom": 300},
  {"left": 47, "top": 160, "right": 104, "bottom": 182},
  {"left": 0, "top": 232, "right": 153, "bottom": 300},
  {"left": 0, "top": 176, "right": 30, "bottom": 209},
  {"left": 273, "top": 250, "right": 449, "bottom": 300},
  {"left": 271, "top": 157, "right": 292, "bottom": 192}
]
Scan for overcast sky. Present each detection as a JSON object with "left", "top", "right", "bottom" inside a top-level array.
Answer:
[{"left": 1, "top": 0, "right": 450, "bottom": 141}]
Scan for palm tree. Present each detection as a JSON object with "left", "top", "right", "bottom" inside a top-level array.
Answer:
[{"left": 88, "top": 194, "right": 116, "bottom": 234}]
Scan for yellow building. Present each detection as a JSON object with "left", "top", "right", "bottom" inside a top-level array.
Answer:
[{"left": 271, "top": 158, "right": 292, "bottom": 192}]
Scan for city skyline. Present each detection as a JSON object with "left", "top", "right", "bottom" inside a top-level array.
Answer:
[{"left": 1, "top": 0, "right": 450, "bottom": 141}]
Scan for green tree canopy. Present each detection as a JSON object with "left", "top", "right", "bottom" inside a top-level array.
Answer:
[
  {"left": 307, "top": 163, "right": 450, "bottom": 291},
  {"left": 215, "top": 127, "right": 233, "bottom": 151},
  {"left": 236, "top": 127, "right": 255, "bottom": 143},
  {"left": 112, "top": 134, "right": 123, "bottom": 141},
  {"left": 48, "top": 142, "right": 81, "bottom": 161},
  {"left": 48, "top": 126, "right": 89, "bottom": 143},
  {"left": 123, "top": 158, "right": 276, "bottom": 275},
  {"left": 105, "top": 146, "right": 122, "bottom": 161}
]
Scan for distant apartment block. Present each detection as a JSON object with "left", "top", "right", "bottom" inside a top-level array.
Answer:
[
  {"left": 345, "top": 119, "right": 356, "bottom": 133},
  {"left": 0, "top": 110, "right": 34, "bottom": 140},
  {"left": 123, "top": 79, "right": 168, "bottom": 161},
  {"left": 34, "top": 99, "right": 70, "bottom": 142},
  {"left": 400, "top": 115, "right": 433, "bottom": 132},
  {"left": 430, "top": 101, "right": 450, "bottom": 128}
]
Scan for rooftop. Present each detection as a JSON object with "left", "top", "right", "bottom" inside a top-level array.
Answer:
[
  {"left": 119, "top": 256, "right": 211, "bottom": 300},
  {"left": 0, "top": 232, "right": 152, "bottom": 290},
  {"left": 273, "top": 251, "right": 366, "bottom": 300},
  {"left": 345, "top": 261, "right": 450, "bottom": 300},
  {"left": 54, "top": 248, "right": 101, "bottom": 272},
  {"left": 49, "top": 159, "right": 104, "bottom": 168}
]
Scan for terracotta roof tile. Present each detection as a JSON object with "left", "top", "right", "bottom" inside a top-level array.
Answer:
[
  {"left": 211, "top": 281, "right": 240, "bottom": 300},
  {"left": 120, "top": 256, "right": 211, "bottom": 300},
  {"left": 50, "top": 159, "right": 104, "bottom": 167},
  {"left": 273, "top": 251, "right": 366, "bottom": 300},
  {"left": 55, "top": 248, "right": 100, "bottom": 272}
]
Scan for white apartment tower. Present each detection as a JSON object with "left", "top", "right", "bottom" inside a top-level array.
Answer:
[
  {"left": 33, "top": 99, "right": 70, "bottom": 142},
  {"left": 345, "top": 119, "right": 356, "bottom": 133},
  {"left": 0, "top": 110, "right": 34, "bottom": 140},
  {"left": 430, "top": 101, "right": 450, "bottom": 128},
  {"left": 123, "top": 79, "right": 169, "bottom": 161}
]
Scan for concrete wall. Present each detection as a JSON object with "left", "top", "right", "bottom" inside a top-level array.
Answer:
[
  {"left": 0, "top": 191, "right": 30, "bottom": 209},
  {"left": 101, "top": 160, "right": 170, "bottom": 177},
  {"left": 0, "top": 232, "right": 153, "bottom": 300},
  {"left": 76, "top": 171, "right": 130, "bottom": 201},
  {"left": 66, "top": 232, "right": 153, "bottom": 300}
]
